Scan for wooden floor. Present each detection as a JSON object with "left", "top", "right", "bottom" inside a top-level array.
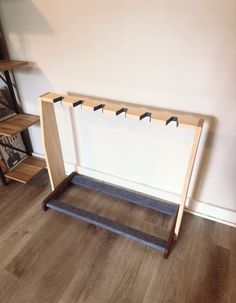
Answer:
[{"left": 0, "top": 170, "right": 235, "bottom": 303}]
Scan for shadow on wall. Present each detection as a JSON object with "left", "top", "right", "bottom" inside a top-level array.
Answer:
[
  {"left": 67, "top": 90, "right": 217, "bottom": 204},
  {"left": 1, "top": 0, "right": 53, "bottom": 34},
  {"left": 0, "top": 0, "right": 53, "bottom": 58},
  {"left": 0, "top": 0, "right": 55, "bottom": 103},
  {"left": 0, "top": 0, "right": 54, "bottom": 152}
]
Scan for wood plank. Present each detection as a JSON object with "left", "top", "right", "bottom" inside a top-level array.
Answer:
[
  {"left": 82, "top": 98, "right": 104, "bottom": 110},
  {"left": 40, "top": 92, "right": 64, "bottom": 103},
  {"left": 0, "top": 114, "right": 39, "bottom": 136},
  {"left": 103, "top": 100, "right": 127, "bottom": 115},
  {"left": 126, "top": 106, "right": 151, "bottom": 120},
  {"left": 5, "top": 156, "right": 46, "bottom": 183},
  {"left": 0, "top": 60, "right": 27, "bottom": 72},
  {"left": 77, "top": 94, "right": 203, "bottom": 127},
  {"left": 189, "top": 244, "right": 230, "bottom": 302},
  {"left": 61, "top": 96, "right": 84, "bottom": 107},
  {"left": 151, "top": 110, "right": 175, "bottom": 125},
  {"left": 41, "top": 92, "right": 204, "bottom": 128},
  {"left": 39, "top": 99, "right": 66, "bottom": 190},
  {"left": 178, "top": 116, "right": 204, "bottom": 128},
  {"left": 174, "top": 126, "right": 203, "bottom": 238},
  {"left": 0, "top": 270, "right": 25, "bottom": 302},
  {"left": 62, "top": 93, "right": 127, "bottom": 115},
  {"left": 228, "top": 227, "right": 236, "bottom": 303}
]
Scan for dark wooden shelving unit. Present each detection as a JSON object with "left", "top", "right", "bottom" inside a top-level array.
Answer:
[{"left": 0, "top": 59, "right": 46, "bottom": 185}]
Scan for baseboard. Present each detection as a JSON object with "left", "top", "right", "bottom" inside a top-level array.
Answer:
[{"left": 33, "top": 152, "right": 236, "bottom": 227}]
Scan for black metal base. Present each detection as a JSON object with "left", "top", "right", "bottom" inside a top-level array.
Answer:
[
  {"left": 42, "top": 172, "right": 178, "bottom": 258},
  {"left": 48, "top": 199, "right": 167, "bottom": 251}
]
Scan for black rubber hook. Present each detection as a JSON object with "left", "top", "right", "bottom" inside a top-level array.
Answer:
[
  {"left": 140, "top": 112, "right": 151, "bottom": 121},
  {"left": 166, "top": 116, "right": 179, "bottom": 127},
  {"left": 53, "top": 96, "right": 64, "bottom": 103},
  {"left": 116, "top": 108, "right": 128, "bottom": 116},
  {"left": 94, "top": 104, "right": 105, "bottom": 112},
  {"left": 73, "top": 100, "right": 84, "bottom": 107}
]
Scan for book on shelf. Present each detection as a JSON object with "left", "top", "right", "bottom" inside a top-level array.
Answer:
[
  {"left": 0, "top": 134, "right": 27, "bottom": 170},
  {"left": 0, "top": 90, "right": 16, "bottom": 122}
]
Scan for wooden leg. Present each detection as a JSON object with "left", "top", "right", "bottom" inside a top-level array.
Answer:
[
  {"left": 163, "top": 211, "right": 178, "bottom": 258},
  {"left": 174, "top": 124, "right": 203, "bottom": 238},
  {"left": 39, "top": 99, "right": 66, "bottom": 190},
  {"left": 42, "top": 172, "right": 76, "bottom": 210}
]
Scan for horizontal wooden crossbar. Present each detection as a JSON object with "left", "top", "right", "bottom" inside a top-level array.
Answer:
[
  {"left": 40, "top": 92, "right": 204, "bottom": 129},
  {"left": 47, "top": 200, "right": 167, "bottom": 252},
  {"left": 71, "top": 174, "right": 178, "bottom": 216}
]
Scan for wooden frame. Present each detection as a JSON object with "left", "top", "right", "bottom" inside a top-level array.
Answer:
[{"left": 39, "top": 92, "right": 204, "bottom": 257}]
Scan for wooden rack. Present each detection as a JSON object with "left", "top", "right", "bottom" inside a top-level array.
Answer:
[{"left": 40, "top": 92, "right": 204, "bottom": 258}]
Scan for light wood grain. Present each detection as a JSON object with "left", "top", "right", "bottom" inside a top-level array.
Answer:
[
  {"left": 40, "top": 92, "right": 63, "bottom": 103},
  {"left": 0, "top": 171, "right": 235, "bottom": 303},
  {"left": 82, "top": 97, "right": 103, "bottom": 110},
  {"left": 39, "top": 99, "right": 66, "bottom": 190},
  {"left": 0, "top": 114, "right": 39, "bottom": 136},
  {"left": 61, "top": 96, "right": 83, "bottom": 107},
  {"left": 174, "top": 126, "right": 203, "bottom": 238},
  {"left": 41, "top": 92, "right": 203, "bottom": 128}
]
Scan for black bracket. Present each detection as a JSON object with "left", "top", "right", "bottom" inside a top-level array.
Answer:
[
  {"left": 140, "top": 112, "right": 151, "bottom": 121},
  {"left": 73, "top": 100, "right": 84, "bottom": 107},
  {"left": 53, "top": 96, "right": 64, "bottom": 103},
  {"left": 116, "top": 108, "right": 128, "bottom": 116},
  {"left": 94, "top": 104, "right": 105, "bottom": 112},
  {"left": 166, "top": 116, "right": 179, "bottom": 127}
]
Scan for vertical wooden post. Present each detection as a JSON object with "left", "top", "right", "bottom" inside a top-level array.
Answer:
[
  {"left": 174, "top": 121, "right": 204, "bottom": 238},
  {"left": 39, "top": 96, "right": 66, "bottom": 190}
]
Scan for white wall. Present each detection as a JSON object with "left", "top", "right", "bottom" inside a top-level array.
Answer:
[{"left": 0, "top": 0, "right": 235, "bottom": 225}]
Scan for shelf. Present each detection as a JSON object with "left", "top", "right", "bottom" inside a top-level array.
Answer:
[
  {"left": 0, "top": 60, "right": 28, "bottom": 72},
  {"left": 0, "top": 114, "right": 40, "bottom": 136},
  {"left": 5, "top": 156, "right": 46, "bottom": 183}
]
